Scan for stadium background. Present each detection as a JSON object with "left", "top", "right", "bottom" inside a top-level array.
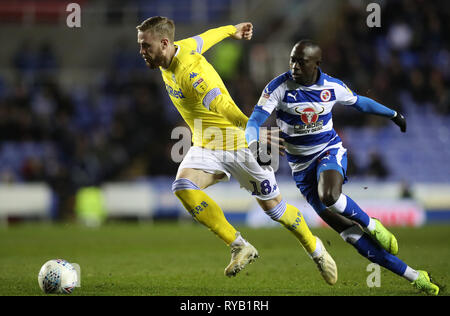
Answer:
[{"left": 0, "top": 1, "right": 448, "bottom": 228}]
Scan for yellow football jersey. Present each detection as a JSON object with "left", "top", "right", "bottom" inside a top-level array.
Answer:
[{"left": 159, "top": 25, "right": 248, "bottom": 151}]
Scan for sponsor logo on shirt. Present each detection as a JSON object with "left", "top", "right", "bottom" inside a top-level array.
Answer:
[
  {"left": 165, "top": 83, "right": 185, "bottom": 99},
  {"left": 293, "top": 106, "right": 325, "bottom": 134}
]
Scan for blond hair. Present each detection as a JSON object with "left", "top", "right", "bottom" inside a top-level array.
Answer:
[{"left": 136, "top": 16, "right": 175, "bottom": 42}]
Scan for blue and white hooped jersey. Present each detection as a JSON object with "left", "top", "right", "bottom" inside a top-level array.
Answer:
[{"left": 257, "top": 69, "right": 357, "bottom": 173}]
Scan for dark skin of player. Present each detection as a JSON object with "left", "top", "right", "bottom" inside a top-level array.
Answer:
[
  {"left": 289, "top": 41, "right": 356, "bottom": 233},
  {"left": 281, "top": 41, "right": 405, "bottom": 232}
]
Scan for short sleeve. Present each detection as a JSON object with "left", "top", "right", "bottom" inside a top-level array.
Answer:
[
  {"left": 335, "top": 81, "right": 358, "bottom": 105},
  {"left": 256, "top": 84, "right": 283, "bottom": 115}
]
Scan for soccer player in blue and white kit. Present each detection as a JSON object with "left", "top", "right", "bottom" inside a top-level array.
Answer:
[{"left": 245, "top": 40, "right": 439, "bottom": 295}]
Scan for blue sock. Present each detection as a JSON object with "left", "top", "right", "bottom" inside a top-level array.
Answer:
[
  {"left": 329, "top": 194, "right": 371, "bottom": 228},
  {"left": 354, "top": 234, "right": 407, "bottom": 276}
]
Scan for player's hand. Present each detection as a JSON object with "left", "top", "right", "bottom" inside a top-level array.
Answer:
[
  {"left": 391, "top": 112, "right": 407, "bottom": 133},
  {"left": 232, "top": 22, "right": 253, "bottom": 40},
  {"left": 260, "top": 127, "right": 285, "bottom": 156}
]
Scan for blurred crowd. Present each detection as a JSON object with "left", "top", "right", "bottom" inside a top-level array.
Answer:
[
  {"left": 318, "top": 0, "right": 449, "bottom": 126},
  {"left": 0, "top": 0, "right": 448, "bottom": 218},
  {"left": 0, "top": 42, "right": 177, "bottom": 216}
]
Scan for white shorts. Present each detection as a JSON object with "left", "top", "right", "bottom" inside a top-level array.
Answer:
[{"left": 178, "top": 146, "right": 280, "bottom": 200}]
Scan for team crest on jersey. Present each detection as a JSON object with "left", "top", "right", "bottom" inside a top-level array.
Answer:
[
  {"left": 320, "top": 89, "right": 332, "bottom": 102},
  {"left": 295, "top": 106, "right": 325, "bottom": 124},
  {"left": 193, "top": 77, "right": 208, "bottom": 94}
]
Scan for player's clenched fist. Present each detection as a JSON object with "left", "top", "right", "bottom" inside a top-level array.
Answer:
[{"left": 232, "top": 22, "right": 253, "bottom": 40}]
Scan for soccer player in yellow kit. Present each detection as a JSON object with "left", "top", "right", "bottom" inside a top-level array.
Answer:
[{"left": 136, "top": 16, "right": 337, "bottom": 283}]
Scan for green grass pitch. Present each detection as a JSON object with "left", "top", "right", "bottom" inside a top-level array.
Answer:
[{"left": 0, "top": 221, "right": 448, "bottom": 296}]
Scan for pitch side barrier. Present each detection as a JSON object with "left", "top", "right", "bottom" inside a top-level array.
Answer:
[{"left": 0, "top": 180, "right": 449, "bottom": 226}]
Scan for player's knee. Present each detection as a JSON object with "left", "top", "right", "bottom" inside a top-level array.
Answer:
[
  {"left": 257, "top": 195, "right": 283, "bottom": 212},
  {"left": 318, "top": 187, "right": 341, "bottom": 207},
  {"left": 339, "top": 225, "right": 364, "bottom": 245},
  {"left": 172, "top": 178, "right": 200, "bottom": 198}
]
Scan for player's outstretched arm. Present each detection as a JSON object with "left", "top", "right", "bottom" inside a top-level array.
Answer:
[
  {"left": 350, "top": 95, "right": 407, "bottom": 132},
  {"left": 191, "top": 22, "right": 251, "bottom": 55}
]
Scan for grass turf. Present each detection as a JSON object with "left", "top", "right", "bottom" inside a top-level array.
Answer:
[{"left": 0, "top": 221, "right": 448, "bottom": 296}]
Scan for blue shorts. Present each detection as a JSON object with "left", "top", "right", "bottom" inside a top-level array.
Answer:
[{"left": 292, "top": 147, "right": 348, "bottom": 214}]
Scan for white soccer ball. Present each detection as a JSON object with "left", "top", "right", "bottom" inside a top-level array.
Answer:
[{"left": 38, "top": 259, "right": 78, "bottom": 294}]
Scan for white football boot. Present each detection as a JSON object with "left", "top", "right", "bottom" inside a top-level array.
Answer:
[
  {"left": 224, "top": 233, "right": 259, "bottom": 277},
  {"left": 312, "top": 237, "right": 338, "bottom": 285}
]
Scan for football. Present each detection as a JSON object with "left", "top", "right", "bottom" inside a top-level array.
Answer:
[{"left": 38, "top": 259, "right": 78, "bottom": 294}]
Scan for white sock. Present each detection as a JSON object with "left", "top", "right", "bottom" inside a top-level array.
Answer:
[
  {"left": 403, "top": 266, "right": 420, "bottom": 282},
  {"left": 310, "top": 238, "right": 323, "bottom": 259},
  {"left": 328, "top": 194, "right": 347, "bottom": 213},
  {"left": 367, "top": 218, "right": 376, "bottom": 232},
  {"left": 230, "top": 232, "right": 248, "bottom": 247}
]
